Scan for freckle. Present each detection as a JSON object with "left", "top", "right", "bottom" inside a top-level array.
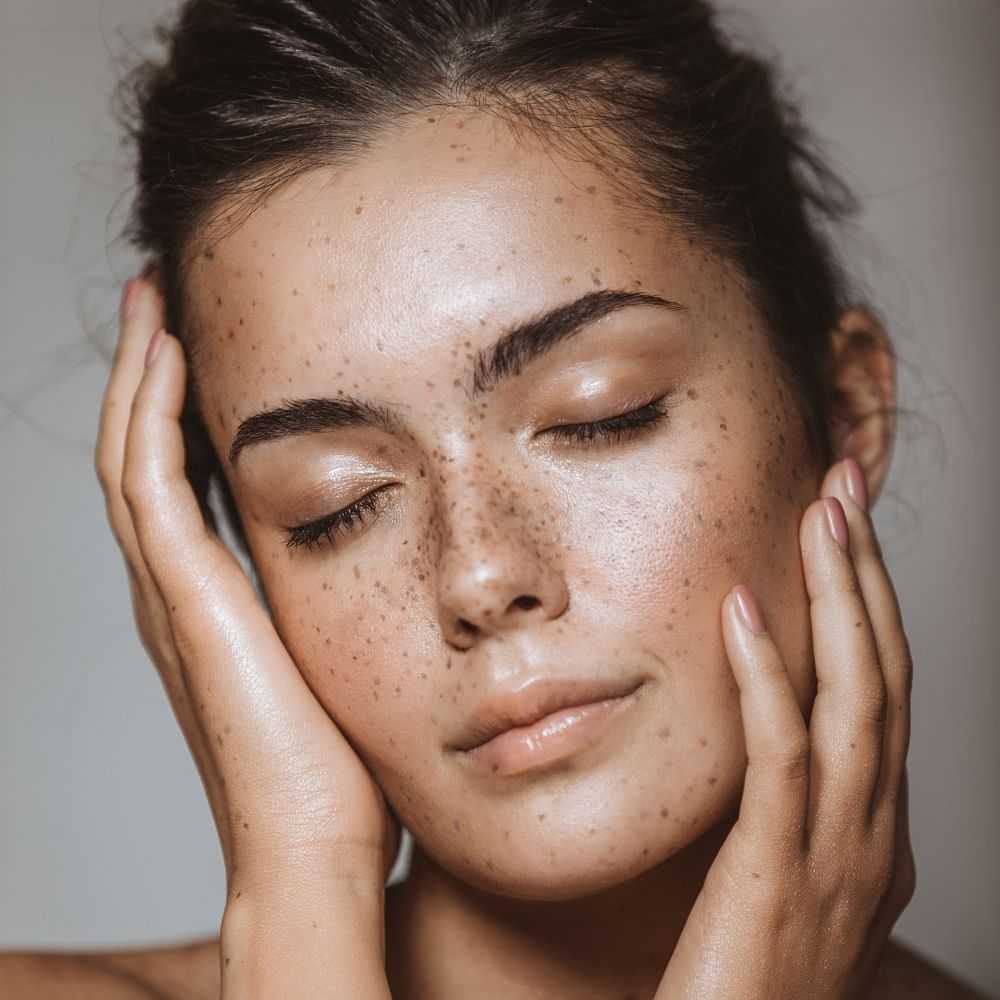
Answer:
[
  {"left": 660, "top": 806, "right": 669, "bottom": 818},
  {"left": 243, "top": 822, "right": 249, "bottom": 830},
  {"left": 657, "top": 726, "right": 670, "bottom": 739},
  {"left": 537, "top": 813, "right": 546, "bottom": 822},
  {"left": 708, "top": 776, "right": 717, "bottom": 785},
  {"left": 554, "top": 195, "right": 564, "bottom": 203},
  {"left": 355, "top": 205, "right": 363, "bottom": 215}
]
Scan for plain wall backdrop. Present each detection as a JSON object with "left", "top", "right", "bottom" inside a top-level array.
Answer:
[{"left": 1, "top": 0, "right": 998, "bottom": 995}]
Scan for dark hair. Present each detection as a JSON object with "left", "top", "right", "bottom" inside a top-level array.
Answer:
[{"left": 119, "top": 0, "right": 861, "bottom": 547}]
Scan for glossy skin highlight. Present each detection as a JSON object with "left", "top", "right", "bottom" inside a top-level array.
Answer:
[{"left": 185, "top": 109, "right": 834, "bottom": 987}]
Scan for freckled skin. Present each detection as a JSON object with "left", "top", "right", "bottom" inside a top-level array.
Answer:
[{"left": 186, "top": 110, "right": 822, "bottom": 996}]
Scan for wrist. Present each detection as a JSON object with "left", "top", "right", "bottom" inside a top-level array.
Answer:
[{"left": 221, "top": 882, "right": 389, "bottom": 999}]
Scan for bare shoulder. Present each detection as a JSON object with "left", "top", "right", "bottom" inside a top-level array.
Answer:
[
  {"left": 867, "top": 937, "right": 992, "bottom": 999},
  {"left": 0, "top": 937, "right": 220, "bottom": 1000}
]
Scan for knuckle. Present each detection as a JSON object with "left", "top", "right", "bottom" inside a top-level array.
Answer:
[
  {"left": 120, "top": 467, "right": 149, "bottom": 513},
  {"left": 891, "top": 647, "right": 914, "bottom": 695},
  {"left": 896, "top": 852, "right": 918, "bottom": 906},
  {"left": 857, "top": 680, "right": 888, "bottom": 727},
  {"left": 864, "top": 854, "right": 895, "bottom": 899},
  {"left": 94, "top": 450, "right": 117, "bottom": 496},
  {"left": 763, "top": 737, "right": 811, "bottom": 781}
]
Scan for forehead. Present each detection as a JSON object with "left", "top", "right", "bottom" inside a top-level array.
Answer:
[{"left": 185, "top": 110, "right": 733, "bottom": 423}]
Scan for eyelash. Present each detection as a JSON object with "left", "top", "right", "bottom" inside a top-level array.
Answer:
[
  {"left": 546, "top": 394, "right": 670, "bottom": 447},
  {"left": 284, "top": 394, "right": 670, "bottom": 551}
]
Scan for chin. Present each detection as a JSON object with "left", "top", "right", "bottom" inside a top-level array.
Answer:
[{"left": 423, "top": 808, "right": 722, "bottom": 903}]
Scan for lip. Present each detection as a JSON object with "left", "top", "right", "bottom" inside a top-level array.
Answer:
[{"left": 450, "top": 677, "right": 646, "bottom": 777}]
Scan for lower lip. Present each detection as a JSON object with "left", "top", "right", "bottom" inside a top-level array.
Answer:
[{"left": 464, "top": 686, "right": 643, "bottom": 777}]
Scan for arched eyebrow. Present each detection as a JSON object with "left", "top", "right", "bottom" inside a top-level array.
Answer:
[{"left": 228, "top": 287, "right": 685, "bottom": 466}]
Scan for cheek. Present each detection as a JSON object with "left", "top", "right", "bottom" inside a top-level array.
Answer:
[
  {"left": 567, "top": 386, "right": 816, "bottom": 779},
  {"left": 253, "top": 551, "right": 433, "bottom": 774}
]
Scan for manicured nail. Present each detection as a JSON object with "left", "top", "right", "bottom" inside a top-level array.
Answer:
[
  {"left": 823, "top": 496, "right": 849, "bottom": 550},
  {"left": 843, "top": 457, "right": 869, "bottom": 512},
  {"left": 733, "top": 584, "right": 767, "bottom": 635},
  {"left": 121, "top": 278, "right": 139, "bottom": 321},
  {"left": 145, "top": 329, "right": 165, "bottom": 369}
]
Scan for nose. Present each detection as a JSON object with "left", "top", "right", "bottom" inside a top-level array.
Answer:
[{"left": 435, "top": 498, "right": 569, "bottom": 648}]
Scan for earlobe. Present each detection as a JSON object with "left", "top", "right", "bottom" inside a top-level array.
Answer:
[{"left": 826, "top": 307, "right": 898, "bottom": 505}]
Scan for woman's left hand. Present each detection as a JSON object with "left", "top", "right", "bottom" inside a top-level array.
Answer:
[{"left": 655, "top": 458, "right": 916, "bottom": 999}]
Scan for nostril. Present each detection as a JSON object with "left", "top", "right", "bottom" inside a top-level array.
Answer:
[{"left": 511, "top": 595, "right": 540, "bottom": 611}]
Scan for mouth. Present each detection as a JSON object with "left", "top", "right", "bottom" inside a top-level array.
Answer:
[{"left": 449, "top": 676, "right": 647, "bottom": 777}]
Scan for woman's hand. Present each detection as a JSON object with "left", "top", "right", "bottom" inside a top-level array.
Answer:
[
  {"left": 655, "top": 459, "right": 916, "bottom": 1000},
  {"left": 95, "top": 273, "right": 398, "bottom": 997}
]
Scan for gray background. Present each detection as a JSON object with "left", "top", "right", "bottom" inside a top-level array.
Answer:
[{"left": 1, "top": 0, "right": 997, "bottom": 995}]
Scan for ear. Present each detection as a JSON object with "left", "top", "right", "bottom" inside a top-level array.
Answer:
[{"left": 826, "top": 307, "right": 897, "bottom": 505}]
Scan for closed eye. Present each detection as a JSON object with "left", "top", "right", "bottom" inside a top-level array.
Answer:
[
  {"left": 284, "top": 394, "right": 671, "bottom": 552},
  {"left": 545, "top": 394, "right": 671, "bottom": 447},
  {"left": 284, "top": 487, "right": 393, "bottom": 551}
]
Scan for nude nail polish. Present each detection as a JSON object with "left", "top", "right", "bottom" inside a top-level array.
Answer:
[
  {"left": 121, "top": 278, "right": 138, "bottom": 320},
  {"left": 145, "top": 329, "right": 165, "bottom": 369},
  {"left": 843, "top": 458, "right": 869, "bottom": 512},
  {"left": 823, "top": 497, "right": 849, "bottom": 551},
  {"left": 733, "top": 585, "right": 767, "bottom": 635}
]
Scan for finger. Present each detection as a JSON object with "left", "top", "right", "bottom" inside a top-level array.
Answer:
[
  {"left": 95, "top": 274, "right": 166, "bottom": 568},
  {"left": 800, "top": 493, "right": 887, "bottom": 842},
  {"left": 820, "top": 459, "right": 913, "bottom": 820},
  {"left": 121, "top": 334, "right": 358, "bottom": 845},
  {"left": 723, "top": 585, "right": 810, "bottom": 854},
  {"left": 118, "top": 329, "right": 243, "bottom": 864}
]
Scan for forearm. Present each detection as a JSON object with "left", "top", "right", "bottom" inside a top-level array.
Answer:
[
  {"left": 220, "top": 882, "right": 391, "bottom": 999},
  {"left": 0, "top": 953, "right": 157, "bottom": 998},
  {"left": 0, "top": 938, "right": 220, "bottom": 1000}
]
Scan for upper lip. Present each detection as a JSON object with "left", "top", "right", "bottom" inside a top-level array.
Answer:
[{"left": 448, "top": 676, "right": 646, "bottom": 753}]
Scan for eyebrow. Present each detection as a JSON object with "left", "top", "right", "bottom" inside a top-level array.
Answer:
[{"left": 228, "top": 287, "right": 685, "bottom": 465}]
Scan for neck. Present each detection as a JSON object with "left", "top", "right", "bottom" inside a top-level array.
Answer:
[{"left": 385, "top": 815, "right": 735, "bottom": 999}]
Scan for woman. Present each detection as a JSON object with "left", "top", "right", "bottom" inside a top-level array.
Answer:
[{"left": 0, "top": 0, "right": 988, "bottom": 996}]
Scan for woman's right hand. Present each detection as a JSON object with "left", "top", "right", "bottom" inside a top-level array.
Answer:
[{"left": 95, "top": 271, "right": 398, "bottom": 995}]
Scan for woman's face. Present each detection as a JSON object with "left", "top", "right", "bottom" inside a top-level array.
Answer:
[{"left": 187, "top": 110, "right": 821, "bottom": 901}]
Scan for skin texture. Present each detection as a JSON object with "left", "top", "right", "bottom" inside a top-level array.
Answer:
[
  {"left": 85, "top": 106, "right": 929, "bottom": 998},
  {"left": 157, "top": 108, "right": 902, "bottom": 995},
  {"left": 3, "top": 105, "right": 988, "bottom": 1000}
]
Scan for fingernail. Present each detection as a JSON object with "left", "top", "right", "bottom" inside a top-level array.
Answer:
[
  {"left": 733, "top": 584, "right": 767, "bottom": 635},
  {"left": 843, "top": 458, "right": 869, "bottom": 512},
  {"left": 823, "top": 496, "right": 849, "bottom": 550},
  {"left": 145, "top": 329, "right": 165, "bottom": 369},
  {"left": 121, "top": 278, "right": 138, "bottom": 320}
]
